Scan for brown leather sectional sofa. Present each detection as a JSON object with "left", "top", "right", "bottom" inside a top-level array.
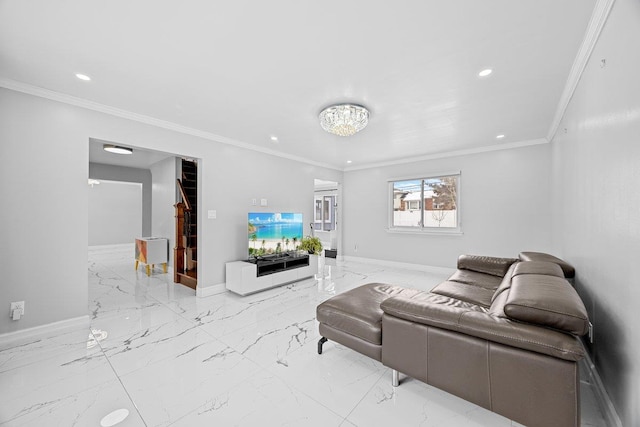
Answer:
[{"left": 317, "top": 252, "right": 590, "bottom": 427}]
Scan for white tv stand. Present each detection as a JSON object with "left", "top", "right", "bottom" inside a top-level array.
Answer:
[{"left": 225, "top": 254, "right": 318, "bottom": 296}]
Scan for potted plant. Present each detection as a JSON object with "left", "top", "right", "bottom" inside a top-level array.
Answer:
[{"left": 299, "top": 236, "right": 323, "bottom": 255}]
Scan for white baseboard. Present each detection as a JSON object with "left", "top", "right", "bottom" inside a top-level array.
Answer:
[
  {"left": 196, "top": 283, "right": 227, "bottom": 298},
  {"left": 581, "top": 344, "right": 622, "bottom": 427},
  {"left": 0, "top": 315, "right": 90, "bottom": 349},
  {"left": 342, "top": 255, "right": 455, "bottom": 276}
]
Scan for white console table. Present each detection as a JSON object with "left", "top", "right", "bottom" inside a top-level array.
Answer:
[{"left": 226, "top": 254, "right": 318, "bottom": 296}]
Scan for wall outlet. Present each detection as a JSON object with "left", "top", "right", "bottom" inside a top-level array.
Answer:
[{"left": 10, "top": 301, "right": 24, "bottom": 320}]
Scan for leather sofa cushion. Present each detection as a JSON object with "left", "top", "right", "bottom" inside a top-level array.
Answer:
[
  {"left": 504, "top": 275, "right": 589, "bottom": 335},
  {"left": 457, "top": 255, "right": 518, "bottom": 277},
  {"left": 519, "top": 252, "right": 575, "bottom": 278},
  {"left": 491, "top": 261, "right": 565, "bottom": 305},
  {"left": 431, "top": 281, "right": 495, "bottom": 308},
  {"left": 490, "top": 263, "right": 519, "bottom": 304},
  {"left": 316, "top": 283, "right": 420, "bottom": 345},
  {"left": 447, "top": 269, "right": 502, "bottom": 290}
]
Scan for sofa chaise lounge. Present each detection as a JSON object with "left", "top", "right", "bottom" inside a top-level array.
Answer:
[{"left": 316, "top": 252, "right": 589, "bottom": 427}]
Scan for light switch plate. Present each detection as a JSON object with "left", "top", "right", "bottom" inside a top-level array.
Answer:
[
  {"left": 208, "top": 210, "right": 217, "bottom": 219},
  {"left": 260, "top": 199, "right": 268, "bottom": 206}
]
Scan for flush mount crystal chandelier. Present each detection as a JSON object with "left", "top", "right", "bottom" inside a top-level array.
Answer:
[{"left": 319, "top": 104, "right": 369, "bottom": 136}]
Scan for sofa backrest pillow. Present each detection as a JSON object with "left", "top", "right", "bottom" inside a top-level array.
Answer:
[
  {"left": 519, "top": 251, "right": 575, "bottom": 278},
  {"left": 457, "top": 255, "right": 519, "bottom": 277},
  {"left": 512, "top": 261, "right": 564, "bottom": 278},
  {"left": 504, "top": 274, "right": 589, "bottom": 336}
]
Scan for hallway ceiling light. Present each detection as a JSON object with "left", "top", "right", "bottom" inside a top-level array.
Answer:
[
  {"left": 103, "top": 144, "right": 133, "bottom": 155},
  {"left": 478, "top": 68, "right": 493, "bottom": 77},
  {"left": 319, "top": 104, "right": 369, "bottom": 137},
  {"left": 75, "top": 73, "right": 91, "bottom": 81}
]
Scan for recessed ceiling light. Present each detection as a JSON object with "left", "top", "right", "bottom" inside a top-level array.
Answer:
[
  {"left": 103, "top": 144, "right": 133, "bottom": 155},
  {"left": 478, "top": 69, "right": 493, "bottom": 77},
  {"left": 496, "top": 134, "right": 505, "bottom": 139},
  {"left": 346, "top": 160, "right": 352, "bottom": 164},
  {"left": 75, "top": 73, "right": 91, "bottom": 81},
  {"left": 270, "top": 136, "right": 278, "bottom": 142}
]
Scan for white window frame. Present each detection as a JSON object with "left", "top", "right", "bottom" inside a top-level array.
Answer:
[{"left": 387, "top": 171, "right": 462, "bottom": 235}]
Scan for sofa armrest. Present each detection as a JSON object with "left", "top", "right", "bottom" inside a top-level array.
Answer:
[
  {"left": 381, "top": 293, "right": 585, "bottom": 361},
  {"left": 457, "top": 255, "right": 519, "bottom": 277}
]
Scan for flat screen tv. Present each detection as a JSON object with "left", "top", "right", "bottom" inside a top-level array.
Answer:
[{"left": 248, "top": 212, "right": 303, "bottom": 257}]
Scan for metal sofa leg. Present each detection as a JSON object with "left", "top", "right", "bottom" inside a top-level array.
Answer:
[
  {"left": 317, "top": 337, "right": 328, "bottom": 354},
  {"left": 392, "top": 369, "right": 399, "bottom": 387}
]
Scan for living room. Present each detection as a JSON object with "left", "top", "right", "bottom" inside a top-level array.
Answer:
[{"left": 1, "top": 0, "right": 638, "bottom": 426}]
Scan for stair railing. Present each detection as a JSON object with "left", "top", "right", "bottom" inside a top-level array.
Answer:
[
  {"left": 177, "top": 179, "right": 192, "bottom": 212},
  {"left": 174, "top": 178, "right": 193, "bottom": 285}
]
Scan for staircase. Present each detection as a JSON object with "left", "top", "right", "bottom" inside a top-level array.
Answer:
[{"left": 174, "top": 159, "right": 198, "bottom": 289}]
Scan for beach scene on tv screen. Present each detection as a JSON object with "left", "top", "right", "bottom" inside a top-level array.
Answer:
[{"left": 248, "top": 212, "right": 303, "bottom": 256}]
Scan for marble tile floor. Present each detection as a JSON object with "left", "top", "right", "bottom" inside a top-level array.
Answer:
[{"left": 0, "top": 245, "right": 607, "bottom": 426}]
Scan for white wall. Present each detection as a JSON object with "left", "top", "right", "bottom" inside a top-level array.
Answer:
[
  {"left": 213, "top": 147, "right": 341, "bottom": 265},
  {"left": 343, "top": 143, "right": 553, "bottom": 268},
  {"left": 89, "top": 162, "right": 152, "bottom": 236},
  {"left": 150, "top": 157, "right": 177, "bottom": 267},
  {"left": 0, "top": 90, "right": 88, "bottom": 333},
  {"left": 0, "top": 87, "right": 342, "bottom": 335},
  {"left": 551, "top": 0, "right": 640, "bottom": 424},
  {"left": 88, "top": 180, "right": 142, "bottom": 245}
]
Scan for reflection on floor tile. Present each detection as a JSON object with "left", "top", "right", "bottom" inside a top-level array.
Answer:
[
  {"left": 171, "top": 371, "right": 344, "bottom": 426},
  {"left": 348, "top": 374, "right": 512, "bottom": 427},
  {"left": 0, "top": 245, "right": 607, "bottom": 427}
]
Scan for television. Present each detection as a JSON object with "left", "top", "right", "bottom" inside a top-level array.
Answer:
[{"left": 248, "top": 212, "right": 303, "bottom": 257}]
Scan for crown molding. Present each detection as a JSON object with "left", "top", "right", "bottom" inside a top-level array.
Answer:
[
  {"left": 1, "top": 78, "right": 555, "bottom": 173},
  {"left": 0, "top": 78, "right": 342, "bottom": 171},
  {"left": 343, "top": 138, "right": 549, "bottom": 172},
  {"left": 546, "top": 0, "right": 616, "bottom": 142}
]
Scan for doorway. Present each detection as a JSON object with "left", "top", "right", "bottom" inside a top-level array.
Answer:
[
  {"left": 88, "top": 138, "right": 200, "bottom": 288},
  {"left": 313, "top": 179, "right": 341, "bottom": 259}
]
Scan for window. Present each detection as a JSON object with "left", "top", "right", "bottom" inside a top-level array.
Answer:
[{"left": 390, "top": 173, "right": 460, "bottom": 232}]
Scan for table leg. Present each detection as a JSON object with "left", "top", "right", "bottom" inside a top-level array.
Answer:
[
  {"left": 146, "top": 264, "right": 151, "bottom": 276},
  {"left": 135, "top": 260, "right": 139, "bottom": 270},
  {"left": 163, "top": 263, "right": 167, "bottom": 273}
]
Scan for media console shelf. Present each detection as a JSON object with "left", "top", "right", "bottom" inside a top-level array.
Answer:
[{"left": 226, "top": 253, "right": 318, "bottom": 296}]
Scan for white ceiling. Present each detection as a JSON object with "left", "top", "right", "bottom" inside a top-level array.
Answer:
[
  {"left": 88, "top": 138, "right": 175, "bottom": 169},
  {"left": 0, "top": 0, "right": 597, "bottom": 170}
]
